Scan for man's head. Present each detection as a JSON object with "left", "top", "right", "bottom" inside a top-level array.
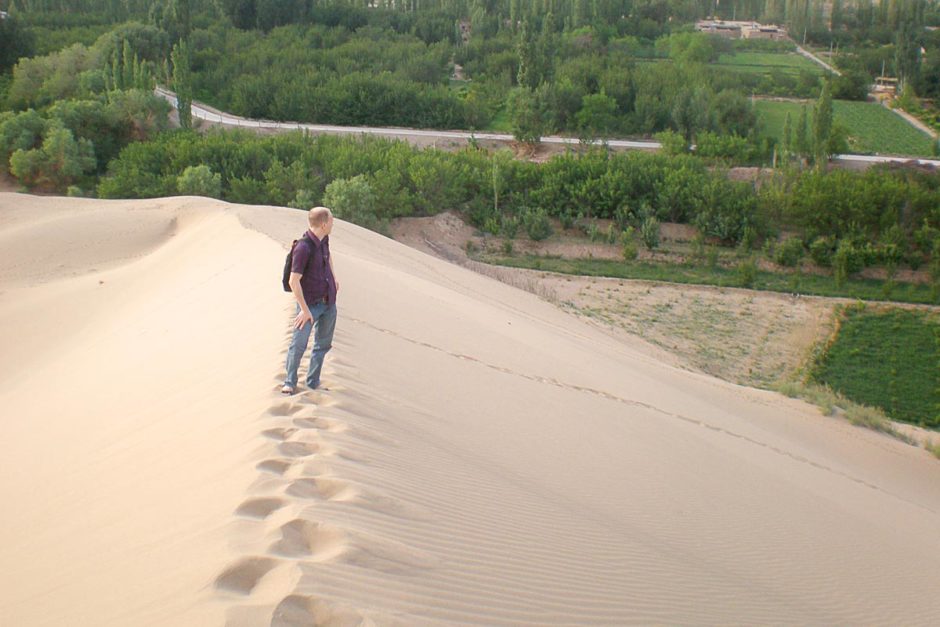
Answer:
[{"left": 308, "top": 206, "right": 334, "bottom": 236}]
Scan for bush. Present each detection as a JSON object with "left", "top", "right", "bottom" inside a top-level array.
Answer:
[
  {"left": 737, "top": 257, "right": 757, "bottom": 288},
  {"left": 775, "top": 236, "right": 805, "bottom": 267},
  {"left": 621, "top": 228, "right": 638, "bottom": 260},
  {"left": 523, "top": 207, "right": 553, "bottom": 241},
  {"left": 289, "top": 189, "right": 318, "bottom": 210},
  {"left": 640, "top": 216, "right": 660, "bottom": 250},
  {"left": 655, "top": 129, "right": 688, "bottom": 155},
  {"left": 833, "top": 239, "right": 864, "bottom": 287},
  {"left": 176, "top": 164, "right": 221, "bottom": 198},
  {"left": 322, "top": 174, "right": 384, "bottom": 233},
  {"left": 809, "top": 236, "right": 835, "bottom": 267},
  {"left": 500, "top": 215, "right": 519, "bottom": 239}
]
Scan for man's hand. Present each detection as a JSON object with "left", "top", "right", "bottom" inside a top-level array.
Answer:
[{"left": 294, "top": 309, "right": 313, "bottom": 329}]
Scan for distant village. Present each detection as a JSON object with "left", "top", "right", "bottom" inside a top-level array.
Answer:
[{"left": 695, "top": 19, "right": 788, "bottom": 40}]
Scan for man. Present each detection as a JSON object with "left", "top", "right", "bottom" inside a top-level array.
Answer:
[{"left": 282, "top": 206, "right": 338, "bottom": 395}]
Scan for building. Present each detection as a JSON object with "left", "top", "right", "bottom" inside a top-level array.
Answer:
[
  {"left": 742, "top": 24, "right": 788, "bottom": 40},
  {"left": 872, "top": 77, "right": 899, "bottom": 101},
  {"left": 695, "top": 20, "right": 788, "bottom": 41}
]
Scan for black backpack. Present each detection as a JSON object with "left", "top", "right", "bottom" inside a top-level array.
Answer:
[{"left": 282, "top": 237, "right": 311, "bottom": 292}]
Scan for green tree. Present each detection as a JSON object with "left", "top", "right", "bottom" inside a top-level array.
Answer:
[
  {"left": 177, "top": 164, "right": 221, "bottom": 197},
  {"left": 813, "top": 81, "right": 834, "bottom": 165},
  {"left": 171, "top": 39, "right": 193, "bottom": 130},
  {"left": 0, "top": 13, "right": 35, "bottom": 74},
  {"left": 781, "top": 111, "right": 793, "bottom": 159},
  {"left": 508, "top": 85, "right": 548, "bottom": 144},
  {"left": 322, "top": 174, "right": 383, "bottom": 233},
  {"left": 9, "top": 124, "right": 96, "bottom": 191},
  {"left": 795, "top": 104, "right": 809, "bottom": 161},
  {"left": 575, "top": 90, "right": 617, "bottom": 142}
]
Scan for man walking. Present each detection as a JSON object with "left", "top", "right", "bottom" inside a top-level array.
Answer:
[{"left": 282, "top": 206, "right": 338, "bottom": 394}]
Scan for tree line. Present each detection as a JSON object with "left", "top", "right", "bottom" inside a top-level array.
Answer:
[{"left": 90, "top": 128, "right": 940, "bottom": 277}]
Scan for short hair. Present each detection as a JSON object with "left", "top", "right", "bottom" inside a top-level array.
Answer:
[{"left": 308, "top": 206, "right": 332, "bottom": 228}]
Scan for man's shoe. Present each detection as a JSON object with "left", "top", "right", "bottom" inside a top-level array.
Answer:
[{"left": 280, "top": 384, "right": 295, "bottom": 395}]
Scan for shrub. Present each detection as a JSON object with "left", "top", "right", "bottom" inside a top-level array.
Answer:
[
  {"left": 833, "top": 239, "right": 864, "bottom": 287},
  {"left": 706, "top": 245, "right": 720, "bottom": 269},
  {"left": 176, "top": 164, "right": 221, "bottom": 198},
  {"left": 690, "top": 231, "right": 706, "bottom": 263},
  {"left": 640, "top": 216, "right": 660, "bottom": 250},
  {"left": 523, "top": 207, "right": 552, "bottom": 241},
  {"left": 809, "top": 236, "right": 835, "bottom": 267},
  {"left": 587, "top": 222, "right": 601, "bottom": 242},
  {"left": 605, "top": 224, "right": 618, "bottom": 245},
  {"left": 500, "top": 215, "right": 519, "bottom": 239},
  {"left": 737, "top": 257, "right": 757, "bottom": 288},
  {"left": 775, "top": 236, "right": 805, "bottom": 267},
  {"left": 621, "top": 228, "right": 638, "bottom": 261},
  {"left": 289, "top": 189, "right": 318, "bottom": 210},
  {"left": 655, "top": 129, "right": 689, "bottom": 155},
  {"left": 322, "top": 174, "right": 384, "bottom": 233}
]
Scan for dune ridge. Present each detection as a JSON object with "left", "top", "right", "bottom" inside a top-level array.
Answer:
[{"left": 1, "top": 193, "right": 939, "bottom": 625}]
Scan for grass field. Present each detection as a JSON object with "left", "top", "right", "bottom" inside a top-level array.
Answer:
[
  {"left": 478, "top": 253, "right": 940, "bottom": 305},
  {"left": 715, "top": 51, "right": 822, "bottom": 76},
  {"left": 755, "top": 99, "right": 936, "bottom": 156},
  {"left": 813, "top": 306, "right": 940, "bottom": 428}
]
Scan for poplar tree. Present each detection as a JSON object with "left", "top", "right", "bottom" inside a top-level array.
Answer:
[
  {"left": 813, "top": 81, "right": 833, "bottom": 164},
  {"left": 171, "top": 40, "right": 193, "bottom": 130},
  {"left": 795, "top": 104, "right": 809, "bottom": 160}
]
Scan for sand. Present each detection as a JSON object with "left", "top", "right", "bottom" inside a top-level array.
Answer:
[{"left": 1, "top": 192, "right": 939, "bottom": 626}]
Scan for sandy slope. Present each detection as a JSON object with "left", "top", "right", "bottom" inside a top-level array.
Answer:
[{"left": 1, "top": 193, "right": 939, "bottom": 626}]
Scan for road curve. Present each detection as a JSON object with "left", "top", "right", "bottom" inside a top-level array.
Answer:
[{"left": 155, "top": 87, "right": 939, "bottom": 168}]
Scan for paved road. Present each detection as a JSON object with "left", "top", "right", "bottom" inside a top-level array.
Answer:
[
  {"left": 155, "top": 86, "right": 659, "bottom": 150},
  {"left": 155, "top": 87, "right": 940, "bottom": 168}
]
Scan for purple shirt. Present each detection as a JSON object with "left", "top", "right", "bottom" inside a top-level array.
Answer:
[{"left": 291, "top": 231, "right": 337, "bottom": 306}]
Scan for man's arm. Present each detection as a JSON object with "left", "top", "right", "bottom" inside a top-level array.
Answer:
[
  {"left": 288, "top": 272, "right": 313, "bottom": 329},
  {"left": 329, "top": 255, "right": 339, "bottom": 293}
]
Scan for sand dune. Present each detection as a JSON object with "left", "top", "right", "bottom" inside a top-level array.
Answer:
[{"left": 1, "top": 192, "right": 939, "bottom": 626}]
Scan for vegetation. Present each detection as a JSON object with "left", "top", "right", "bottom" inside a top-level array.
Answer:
[
  {"left": 813, "top": 305, "right": 940, "bottom": 428},
  {"left": 478, "top": 252, "right": 940, "bottom": 305},
  {"left": 756, "top": 100, "right": 936, "bottom": 157}
]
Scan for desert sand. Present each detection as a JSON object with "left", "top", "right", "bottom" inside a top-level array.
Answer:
[{"left": 1, "top": 192, "right": 939, "bottom": 626}]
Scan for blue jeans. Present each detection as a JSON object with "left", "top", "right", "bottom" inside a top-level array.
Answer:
[{"left": 284, "top": 301, "right": 337, "bottom": 390}]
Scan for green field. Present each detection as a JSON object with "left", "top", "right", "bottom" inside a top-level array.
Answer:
[
  {"left": 715, "top": 51, "right": 822, "bottom": 76},
  {"left": 479, "top": 254, "right": 940, "bottom": 305},
  {"left": 813, "top": 306, "right": 940, "bottom": 428},
  {"left": 755, "top": 99, "right": 936, "bottom": 156}
]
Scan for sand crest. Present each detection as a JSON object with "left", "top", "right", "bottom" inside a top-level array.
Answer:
[{"left": 1, "top": 192, "right": 939, "bottom": 626}]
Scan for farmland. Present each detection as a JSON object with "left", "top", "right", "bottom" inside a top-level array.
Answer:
[
  {"left": 813, "top": 306, "right": 940, "bottom": 428},
  {"left": 755, "top": 99, "right": 936, "bottom": 156},
  {"left": 714, "top": 51, "right": 822, "bottom": 76}
]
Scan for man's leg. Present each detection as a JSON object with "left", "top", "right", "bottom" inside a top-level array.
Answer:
[
  {"left": 306, "top": 303, "right": 337, "bottom": 389},
  {"left": 284, "top": 304, "right": 314, "bottom": 391}
]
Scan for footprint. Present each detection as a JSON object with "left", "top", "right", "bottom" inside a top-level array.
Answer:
[
  {"left": 286, "top": 477, "right": 354, "bottom": 501},
  {"left": 235, "top": 497, "right": 286, "bottom": 519},
  {"left": 215, "top": 557, "right": 277, "bottom": 595},
  {"left": 266, "top": 403, "right": 304, "bottom": 417},
  {"left": 292, "top": 416, "right": 345, "bottom": 433},
  {"left": 278, "top": 441, "right": 319, "bottom": 458},
  {"left": 262, "top": 427, "right": 297, "bottom": 441},
  {"left": 271, "top": 595, "right": 389, "bottom": 627},
  {"left": 256, "top": 459, "right": 293, "bottom": 475},
  {"left": 270, "top": 595, "right": 316, "bottom": 627},
  {"left": 269, "top": 519, "right": 347, "bottom": 558}
]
